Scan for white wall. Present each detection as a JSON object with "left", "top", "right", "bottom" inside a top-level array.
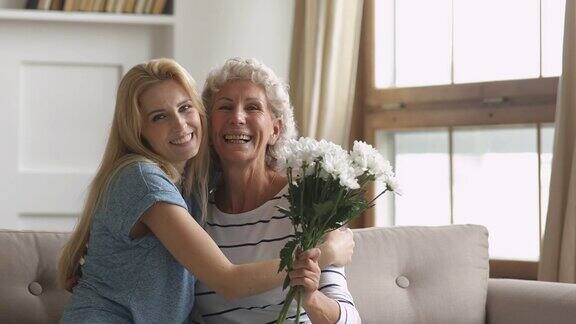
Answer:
[
  {"left": 0, "top": 0, "right": 295, "bottom": 231},
  {"left": 175, "top": 0, "right": 295, "bottom": 88}
]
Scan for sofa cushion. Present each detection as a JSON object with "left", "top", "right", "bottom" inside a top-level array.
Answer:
[
  {"left": 347, "top": 225, "right": 489, "bottom": 324},
  {"left": 0, "top": 230, "right": 71, "bottom": 324}
]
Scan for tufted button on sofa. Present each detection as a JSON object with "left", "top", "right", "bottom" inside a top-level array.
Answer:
[
  {"left": 28, "top": 282, "right": 44, "bottom": 296},
  {"left": 1, "top": 225, "right": 576, "bottom": 324},
  {"left": 0, "top": 230, "right": 71, "bottom": 324},
  {"left": 395, "top": 276, "right": 410, "bottom": 288}
]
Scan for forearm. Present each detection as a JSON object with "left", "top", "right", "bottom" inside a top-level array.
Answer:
[
  {"left": 224, "top": 259, "right": 285, "bottom": 300},
  {"left": 143, "top": 204, "right": 286, "bottom": 300},
  {"left": 314, "top": 266, "right": 361, "bottom": 323},
  {"left": 335, "top": 302, "right": 361, "bottom": 323},
  {"left": 303, "top": 291, "right": 341, "bottom": 324}
]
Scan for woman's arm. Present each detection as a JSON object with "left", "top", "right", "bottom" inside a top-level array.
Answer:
[
  {"left": 289, "top": 253, "right": 361, "bottom": 323},
  {"left": 289, "top": 253, "right": 341, "bottom": 323},
  {"left": 63, "top": 206, "right": 350, "bottom": 296},
  {"left": 291, "top": 228, "right": 356, "bottom": 322},
  {"left": 141, "top": 202, "right": 284, "bottom": 301}
]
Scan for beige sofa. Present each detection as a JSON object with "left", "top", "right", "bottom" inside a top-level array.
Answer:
[{"left": 1, "top": 225, "right": 575, "bottom": 323}]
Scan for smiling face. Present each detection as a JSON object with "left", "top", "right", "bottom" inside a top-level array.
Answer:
[
  {"left": 210, "top": 80, "right": 282, "bottom": 168},
  {"left": 139, "top": 79, "right": 202, "bottom": 172}
]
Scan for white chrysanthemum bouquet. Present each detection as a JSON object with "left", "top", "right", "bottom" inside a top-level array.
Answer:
[{"left": 275, "top": 138, "right": 399, "bottom": 324}]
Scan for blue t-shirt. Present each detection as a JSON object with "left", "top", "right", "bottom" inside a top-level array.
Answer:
[{"left": 61, "top": 161, "right": 200, "bottom": 324}]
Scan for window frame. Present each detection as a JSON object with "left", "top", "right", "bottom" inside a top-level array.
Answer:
[
  {"left": 356, "top": 0, "right": 558, "bottom": 279},
  {"left": 363, "top": 0, "right": 558, "bottom": 115}
]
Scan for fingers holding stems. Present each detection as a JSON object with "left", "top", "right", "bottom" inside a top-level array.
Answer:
[{"left": 289, "top": 248, "right": 321, "bottom": 303}]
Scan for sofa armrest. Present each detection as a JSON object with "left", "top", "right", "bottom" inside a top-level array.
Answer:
[{"left": 487, "top": 278, "right": 576, "bottom": 324}]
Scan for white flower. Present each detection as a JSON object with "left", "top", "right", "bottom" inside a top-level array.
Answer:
[
  {"left": 338, "top": 165, "right": 360, "bottom": 190},
  {"left": 385, "top": 176, "right": 401, "bottom": 194},
  {"left": 300, "top": 138, "right": 321, "bottom": 165},
  {"left": 279, "top": 137, "right": 361, "bottom": 190},
  {"left": 317, "top": 140, "right": 360, "bottom": 190},
  {"left": 351, "top": 141, "right": 395, "bottom": 180}
]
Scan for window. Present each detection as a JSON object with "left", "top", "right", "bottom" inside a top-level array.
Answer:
[
  {"left": 359, "top": 0, "right": 565, "bottom": 276},
  {"left": 372, "top": 0, "right": 565, "bottom": 88},
  {"left": 375, "top": 124, "right": 555, "bottom": 261}
]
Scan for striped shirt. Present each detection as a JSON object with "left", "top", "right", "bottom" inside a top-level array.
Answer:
[{"left": 191, "top": 185, "right": 361, "bottom": 324}]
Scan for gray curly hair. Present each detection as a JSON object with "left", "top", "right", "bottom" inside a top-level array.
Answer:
[{"left": 202, "top": 57, "right": 298, "bottom": 167}]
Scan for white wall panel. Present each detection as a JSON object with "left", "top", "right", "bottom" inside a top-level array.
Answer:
[
  {"left": 20, "top": 62, "right": 119, "bottom": 172},
  {"left": 17, "top": 173, "right": 92, "bottom": 214}
]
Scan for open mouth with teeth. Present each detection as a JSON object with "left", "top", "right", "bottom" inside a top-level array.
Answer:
[
  {"left": 170, "top": 132, "right": 193, "bottom": 145},
  {"left": 224, "top": 134, "right": 252, "bottom": 144}
]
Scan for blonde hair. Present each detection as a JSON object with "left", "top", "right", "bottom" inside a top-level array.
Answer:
[
  {"left": 202, "top": 57, "right": 298, "bottom": 167},
  {"left": 58, "top": 58, "right": 210, "bottom": 288}
]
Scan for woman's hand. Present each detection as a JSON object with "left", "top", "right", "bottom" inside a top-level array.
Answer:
[
  {"left": 318, "top": 227, "right": 355, "bottom": 267},
  {"left": 289, "top": 248, "right": 321, "bottom": 303},
  {"left": 290, "top": 248, "right": 345, "bottom": 323}
]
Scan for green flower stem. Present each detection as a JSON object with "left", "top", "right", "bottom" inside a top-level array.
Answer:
[
  {"left": 276, "top": 286, "right": 296, "bottom": 324},
  {"left": 367, "top": 188, "right": 389, "bottom": 206},
  {"left": 295, "top": 287, "right": 302, "bottom": 324},
  {"left": 319, "top": 189, "right": 343, "bottom": 232},
  {"left": 301, "top": 166, "right": 306, "bottom": 232}
]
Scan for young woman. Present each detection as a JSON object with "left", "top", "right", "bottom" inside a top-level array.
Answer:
[{"left": 58, "top": 58, "right": 352, "bottom": 323}]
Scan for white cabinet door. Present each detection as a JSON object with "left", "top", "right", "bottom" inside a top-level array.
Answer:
[{"left": 0, "top": 20, "right": 166, "bottom": 230}]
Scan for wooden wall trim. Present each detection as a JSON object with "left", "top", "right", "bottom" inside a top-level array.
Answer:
[{"left": 490, "top": 260, "right": 538, "bottom": 280}]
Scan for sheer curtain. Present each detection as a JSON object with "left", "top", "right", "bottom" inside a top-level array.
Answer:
[
  {"left": 539, "top": 0, "right": 576, "bottom": 283},
  {"left": 289, "top": 0, "right": 364, "bottom": 147}
]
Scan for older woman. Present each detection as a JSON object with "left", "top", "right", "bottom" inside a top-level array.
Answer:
[{"left": 193, "top": 58, "right": 361, "bottom": 323}]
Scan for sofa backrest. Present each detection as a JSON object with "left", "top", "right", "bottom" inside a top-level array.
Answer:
[
  {"left": 0, "top": 230, "right": 71, "bottom": 324},
  {"left": 346, "top": 224, "right": 489, "bottom": 324},
  {"left": 0, "top": 225, "right": 490, "bottom": 324}
]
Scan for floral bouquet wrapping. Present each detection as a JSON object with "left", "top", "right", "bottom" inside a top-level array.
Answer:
[{"left": 275, "top": 138, "right": 399, "bottom": 324}]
